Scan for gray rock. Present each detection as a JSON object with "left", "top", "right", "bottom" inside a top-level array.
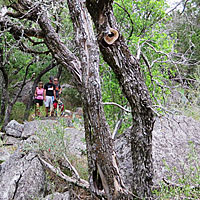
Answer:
[
  {"left": 0, "top": 132, "right": 4, "bottom": 138},
  {"left": 5, "top": 120, "right": 24, "bottom": 138},
  {"left": 3, "top": 135, "right": 21, "bottom": 145},
  {"left": 0, "top": 151, "right": 45, "bottom": 200},
  {"left": 0, "top": 148, "right": 11, "bottom": 163},
  {"left": 64, "top": 128, "right": 86, "bottom": 156},
  {"left": 115, "top": 115, "right": 200, "bottom": 189},
  {"left": 43, "top": 192, "right": 70, "bottom": 200},
  {"left": 21, "top": 120, "right": 46, "bottom": 139},
  {"left": 74, "top": 107, "right": 83, "bottom": 116}
]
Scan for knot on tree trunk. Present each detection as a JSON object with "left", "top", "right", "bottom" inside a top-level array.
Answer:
[{"left": 103, "top": 28, "right": 119, "bottom": 45}]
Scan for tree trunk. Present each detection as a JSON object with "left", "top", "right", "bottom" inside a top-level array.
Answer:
[
  {"left": 67, "top": 1, "right": 130, "bottom": 199},
  {"left": 0, "top": 37, "right": 9, "bottom": 125},
  {"left": 0, "top": 83, "right": 8, "bottom": 124},
  {"left": 86, "top": 1, "right": 155, "bottom": 198},
  {"left": 2, "top": 102, "right": 13, "bottom": 130}
]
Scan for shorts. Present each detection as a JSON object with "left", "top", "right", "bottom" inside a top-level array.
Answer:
[
  {"left": 44, "top": 96, "right": 54, "bottom": 108},
  {"left": 35, "top": 99, "right": 43, "bottom": 106}
]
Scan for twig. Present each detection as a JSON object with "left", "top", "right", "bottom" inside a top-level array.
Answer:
[
  {"left": 103, "top": 102, "right": 131, "bottom": 113},
  {"left": 114, "top": 2, "right": 134, "bottom": 41},
  {"left": 38, "top": 156, "right": 90, "bottom": 190},
  {"left": 112, "top": 119, "right": 122, "bottom": 139},
  {"left": 63, "top": 153, "right": 80, "bottom": 180}
]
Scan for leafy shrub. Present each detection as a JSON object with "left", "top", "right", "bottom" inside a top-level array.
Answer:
[{"left": 10, "top": 102, "right": 26, "bottom": 123}]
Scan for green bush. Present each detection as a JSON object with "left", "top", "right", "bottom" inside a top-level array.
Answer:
[{"left": 10, "top": 102, "right": 26, "bottom": 123}]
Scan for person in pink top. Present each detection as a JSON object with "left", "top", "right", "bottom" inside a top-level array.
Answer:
[{"left": 34, "top": 81, "right": 44, "bottom": 116}]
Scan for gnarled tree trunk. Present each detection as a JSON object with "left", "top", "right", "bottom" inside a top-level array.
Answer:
[
  {"left": 86, "top": 0, "right": 155, "bottom": 198},
  {"left": 67, "top": 1, "right": 130, "bottom": 199},
  {"left": 4, "top": 0, "right": 154, "bottom": 199}
]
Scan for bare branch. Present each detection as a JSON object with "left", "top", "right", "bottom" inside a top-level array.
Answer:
[
  {"left": 114, "top": 2, "right": 134, "bottom": 40},
  {"left": 63, "top": 154, "right": 80, "bottom": 180},
  {"left": 19, "top": 42, "right": 50, "bottom": 55},
  {"left": 0, "top": 18, "right": 44, "bottom": 39},
  {"left": 11, "top": 58, "right": 36, "bottom": 104},
  {"left": 103, "top": 102, "right": 131, "bottom": 113},
  {"left": 38, "top": 156, "right": 90, "bottom": 191}
]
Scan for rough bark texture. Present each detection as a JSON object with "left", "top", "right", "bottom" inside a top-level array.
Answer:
[
  {"left": 67, "top": 1, "right": 130, "bottom": 199},
  {"left": 0, "top": 38, "right": 8, "bottom": 124},
  {"left": 86, "top": 0, "right": 155, "bottom": 198}
]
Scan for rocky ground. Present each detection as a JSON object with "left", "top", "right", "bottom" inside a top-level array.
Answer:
[{"left": 0, "top": 114, "right": 199, "bottom": 200}]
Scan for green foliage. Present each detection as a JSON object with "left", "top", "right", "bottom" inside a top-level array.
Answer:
[
  {"left": 10, "top": 102, "right": 26, "bottom": 123},
  {"left": 62, "top": 87, "right": 82, "bottom": 110}
]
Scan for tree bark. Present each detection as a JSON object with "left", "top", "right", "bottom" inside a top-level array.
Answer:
[
  {"left": 0, "top": 83, "right": 8, "bottom": 124},
  {"left": 86, "top": 0, "right": 155, "bottom": 198},
  {"left": 67, "top": 1, "right": 131, "bottom": 199},
  {"left": 0, "top": 37, "right": 9, "bottom": 124}
]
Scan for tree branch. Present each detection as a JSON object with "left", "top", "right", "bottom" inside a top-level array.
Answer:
[
  {"left": 103, "top": 102, "right": 131, "bottom": 113},
  {"left": 63, "top": 154, "right": 80, "bottom": 180},
  {"left": 11, "top": 59, "right": 35, "bottom": 104},
  {"left": 0, "top": 18, "right": 44, "bottom": 40},
  {"left": 112, "top": 119, "right": 122, "bottom": 139},
  {"left": 38, "top": 156, "right": 106, "bottom": 199},
  {"left": 19, "top": 41, "right": 50, "bottom": 55},
  {"left": 114, "top": 2, "right": 134, "bottom": 40}
]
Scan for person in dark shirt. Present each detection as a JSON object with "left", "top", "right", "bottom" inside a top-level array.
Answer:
[
  {"left": 53, "top": 78, "right": 62, "bottom": 99},
  {"left": 44, "top": 76, "right": 56, "bottom": 117}
]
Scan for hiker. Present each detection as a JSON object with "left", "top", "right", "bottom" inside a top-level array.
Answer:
[
  {"left": 53, "top": 78, "right": 63, "bottom": 116},
  {"left": 34, "top": 81, "right": 44, "bottom": 117},
  {"left": 44, "top": 76, "right": 56, "bottom": 117},
  {"left": 53, "top": 77, "right": 62, "bottom": 99}
]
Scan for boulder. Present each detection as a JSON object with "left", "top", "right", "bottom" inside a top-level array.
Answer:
[
  {"left": 43, "top": 192, "right": 70, "bottom": 200},
  {"left": 3, "top": 135, "right": 21, "bottom": 145},
  {"left": 0, "top": 151, "right": 46, "bottom": 200},
  {"left": 0, "top": 148, "right": 11, "bottom": 164},
  {"left": 64, "top": 128, "right": 86, "bottom": 156},
  {"left": 5, "top": 120, "right": 24, "bottom": 138},
  {"left": 115, "top": 115, "right": 200, "bottom": 189}
]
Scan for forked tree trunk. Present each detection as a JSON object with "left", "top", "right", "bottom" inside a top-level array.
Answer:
[
  {"left": 86, "top": 0, "right": 155, "bottom": 198},
  {"left": 8, "top": 0, "right": 154, "bottom": 198}
]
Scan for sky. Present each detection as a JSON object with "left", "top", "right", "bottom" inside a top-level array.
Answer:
[{"left": 166, "top": 0, "right": 183, "bottom": 11}]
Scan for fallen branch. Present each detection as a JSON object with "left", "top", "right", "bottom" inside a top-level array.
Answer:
[
  {"left": 103, "top": 102, "right": 131, "bottom": 113},
  {"left": 39, "top": 156, "right": 89, "bottom": 190},
  {"left": 63, "top": 153, "right": 80, "bottom": 180},
  {"left": 39, "top": 156, "right": 106, "bottom": 199}
]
